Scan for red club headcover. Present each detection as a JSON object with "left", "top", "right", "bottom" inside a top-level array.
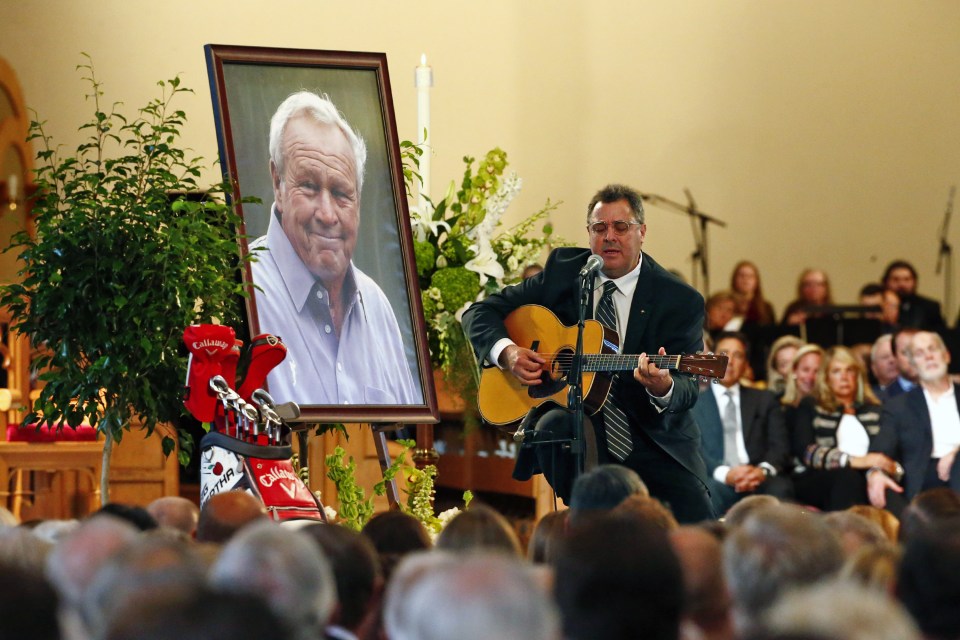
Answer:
[
  {"left": 238, "top": 334, "right": 287, "bottom": 402},
  {"left": 183, "top": 324, "right": 237, "bottom": 423}
]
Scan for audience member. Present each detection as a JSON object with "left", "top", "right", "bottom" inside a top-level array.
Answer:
[
  {"left": 147, "top": 496, "right": 200, "bottom": 537},
  {"left": 301, "top": 523, "right": 382, "bottom": 640},
  {"left": 209, "top": 520, "right": 336, "bottom": 640},
  {"left": 195, "top": 490, "right": 267, "bottom": 544},
  {"left": 669, "top": 526, "right": 735, "bottom": 640},
  {"left": 554, "top": 513, "right": 684, "bottom": 640},
  {"left": 105, "top": 587, "right": 295, "bottom": 640},
  {"left": 897, "top": 487, "right": 960, "bottom": 543},
  {"left": 0, "top": 561, "right": 61, "bottom": 640},
  {"left": 387, "top": 553, "right": 559, "bottom": 640},
  {"left": 882, "top": 259, "right": 945, "bottom": 332},
  {"left": 567, "top": 463, "right": 649, "bottom": 527},
  {"left": 846, "top": 504, "right": 900, "bottom": 543},
  {"left": 722, "top": 494, "right": 780, "bottom": 530},
  {"left": 45, "top": 514, "right": 139, "bottom": 633},
  {"left": 382, "top": 551, "right": 459, "bottom": 640},
  {"left": 730, "top": 260, "right": 776, "bottom": 326},
  {"left": 760, "top": 580, "right": 920, "bottom": 640},
  {"left": 692, "top": 332, "right": 793, "bottom": 516},
  {"left": 706, "top": 290, "right": 741, "bottom": 338},
  {"left": 361, "top": 510, "right": 431, "bottom": 581},
  {"left": 873, "top": 332, "right": 960, "bottom": 510},
  {"left": 94, "top": 502, "right": 158, "bottom": 531},
  {"left": 782, "top": 268, "right": 832, "bottom": 326},
  {"left": 791, "top": 346, "right": 901, "bottom": 511},
  {"left": 521, "top": 263, "right": 543, "bottom": 279},
  {"left": 612, "top": 494, "right": 680, "bottom": 531},
  {"left": 897, "top": 520, "right": 960, "bottom": 639},
  {"left": 765, "top": 336, "right": 804, "bottom": 397},
  {"left": 31, "top": 519, "right": 79, "bottom": 544},
  {"left": 822, "top": 510, "right": 889, "bottom": 556},
  {"left": 527, "top": 509, "right": 567, "bottom": 564},
  {"left": 840, "top": 543, "right": 901, "bottom": 594},
  {"left": 0, "top": 505, "right": 16, "bottom": 527},
  {"left": 723, "top": 504, "right": 845, "bottom": 635},
  {"left": 870, "top": 334, "right": 900, "bottom": 397},
  {"left": 80, "top": 534, "right": 207, "bottom": 640},
  {"left": 0, "top": 525, "right": 51, "bottom": 574},
  {"left": 434, "top": 503, "right": 523, "bottom": 557},
  {"left": 885, "top": 327, "right": 920, "bottom": 398},
  {"left": 781, "top": 343, "right": 824, "bottom": 409}
]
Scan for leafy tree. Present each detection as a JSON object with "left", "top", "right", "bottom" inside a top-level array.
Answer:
[{"left": 0, "top": 56, "right": 252, "bottom": 500}]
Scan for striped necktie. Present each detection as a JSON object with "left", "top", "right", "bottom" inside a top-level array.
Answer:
[{"left": 596, "top": 280, "right": 633, "bottom": 461}]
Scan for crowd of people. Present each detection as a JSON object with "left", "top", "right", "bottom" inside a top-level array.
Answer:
[{"left": 3, "top": 467, "right": 960, "bottom": 640}]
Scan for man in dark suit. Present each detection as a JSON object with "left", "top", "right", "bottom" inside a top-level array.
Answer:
[
  {"left": 871, "top": 331, "right": 960, "bottom": 504},
  {"left": 462, "top": 184, "right": 713, "bottom": 523},
  {"left": 691, "top": 332, "right": 793, "bottom": 516},
  {"left": 882, "top": 260, "right": 945, "bottom": 332}
]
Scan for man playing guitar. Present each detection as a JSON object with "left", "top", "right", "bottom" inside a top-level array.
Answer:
[{"left": 462, "top": 184, "right": 715, "bottom": 523}]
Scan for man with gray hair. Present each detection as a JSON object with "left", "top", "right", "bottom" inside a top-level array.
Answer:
[
  {"left": 872, "top": 330, "right": 960, "bottom": 504},
  {"left": 250, "top": 91, "right": 420, "bottom": 405},
  {"left": 209, "top": 520, "right": 336, "bottom": 640},
  {"left": 723, "top": 504, "right": 845, "bottom": 636},
  {"left": 385, "top": 552, "right": 560, "bottom": 640}
]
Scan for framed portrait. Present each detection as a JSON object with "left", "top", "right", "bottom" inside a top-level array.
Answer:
[{"left": 205, "top": 44, "right": 438, "bottom": 424}]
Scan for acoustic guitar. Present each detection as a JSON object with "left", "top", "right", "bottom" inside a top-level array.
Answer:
[{"left": 477, "top": 305, "right": 728, "bottom": 427}]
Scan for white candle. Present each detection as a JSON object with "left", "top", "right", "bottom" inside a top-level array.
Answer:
[
  {"left": 6, "top": 174, "right": 17, "bottom": 210},
  {"left": 415, "top": 53, "right": 433, "bottom": 210}
]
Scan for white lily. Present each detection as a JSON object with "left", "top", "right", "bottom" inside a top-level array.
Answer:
[{"left": 465, "top": 247, "right": 504, "bottom": 285}]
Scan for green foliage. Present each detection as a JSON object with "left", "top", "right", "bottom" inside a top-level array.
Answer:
[
  {"left": 325, "top": 439, "right": 414, "bottom": 531},
  {"left": 0, "top": 55, "right": 253, "bottom": 459}
]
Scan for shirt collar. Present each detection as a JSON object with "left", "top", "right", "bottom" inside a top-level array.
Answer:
[
  {"left": 712, "top": 382, "right": 740, "bottom": 402},
  {"left": 595, "top": 252, "right": 643, "bottom": 297},
  {"left": 267, "top": 203, "right": 360, "bottom": 313}
]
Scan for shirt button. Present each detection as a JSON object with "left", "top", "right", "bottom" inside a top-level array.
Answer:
[
  {"left": 316, "top": 290, "right": 323, "bottom": 300},
  {"left": 324, "top": 325, "right": 332, "bottom": 334}
]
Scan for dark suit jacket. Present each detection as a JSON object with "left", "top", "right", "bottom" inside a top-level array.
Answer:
[
  {"left": 899, "top": 293, "right": 945, "bottom": 332},
  {"left": 874, "top": 384, "right": 960, "bottom": 499},
  {"left": 691, "top": 385, "right": 791, "bottom": 477},
  {"left": 461, "top": 247, "right": 709, "bottom": 488}
]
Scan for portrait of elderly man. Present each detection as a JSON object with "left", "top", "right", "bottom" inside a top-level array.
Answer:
[{"left": 249, "top": 91, "right": 421, "bottom": 406}]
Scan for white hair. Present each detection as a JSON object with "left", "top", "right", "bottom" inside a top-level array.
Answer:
[
  {"left": 268, "top": 91, "right": 368, "bottom": 195},
  {"left": 385, "top": 552, "right": 560, "bottom": 640},
  {"left": 209, "top": 520, "right": 335, "bottom": 640},
  {"left": 762, "top": 579, "right": 920, "bottom": 640}
]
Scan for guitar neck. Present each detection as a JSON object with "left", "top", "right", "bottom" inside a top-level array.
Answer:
[{"left": 582, "top": 354, "right": 682, "bottom": 373}]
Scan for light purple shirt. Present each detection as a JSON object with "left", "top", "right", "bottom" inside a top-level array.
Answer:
[{"left": 249, "top": 207, "right": 422, "bottom": 406}]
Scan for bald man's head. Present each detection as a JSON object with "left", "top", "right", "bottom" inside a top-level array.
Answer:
[{"left": 196, "top": 491, "right": 267, "bottom": 544}]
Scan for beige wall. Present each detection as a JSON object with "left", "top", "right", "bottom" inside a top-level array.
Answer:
[{"left": 2, "top": 0, "right": 959, "bottom": 319}]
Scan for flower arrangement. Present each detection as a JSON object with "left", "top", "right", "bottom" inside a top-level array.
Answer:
[{"left": 406, "top": 147, "right": 567, "bottom": 374}]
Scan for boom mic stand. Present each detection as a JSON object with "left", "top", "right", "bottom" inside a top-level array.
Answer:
[
  {"left": 639, "top": 189, "right": 727, "bottom": 295},
  {"left": 936, "top": 185, "right": 956, "bottom": 320}
]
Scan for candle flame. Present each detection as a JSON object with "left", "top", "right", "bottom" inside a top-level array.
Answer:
[{"left": 420, "top": 53, "right": 427, "bottom": 66}]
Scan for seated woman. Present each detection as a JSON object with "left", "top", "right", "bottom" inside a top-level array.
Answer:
[
  {"left": 765, "top": 335, "right": 805, "bottom": 398},
  {"left": 730, "top": 261, "right": 776, "bottom": 327},
  {"left": 782, "top": 268, "right": 833, "bottom": 326},
  {"left": 790, "top": 346, "right": 903, "bottom": 512}
]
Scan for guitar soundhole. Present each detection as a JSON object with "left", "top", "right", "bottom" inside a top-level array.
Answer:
[{"left": 527, "top": 347, "right": 573, "bottom": 399}]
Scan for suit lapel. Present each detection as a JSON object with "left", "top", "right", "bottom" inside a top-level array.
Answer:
[
  {"left": 908, "top": 388, "right": 934, "bottom": 451},
  {"left": 739, "top": 388, "right": 758, "bottom": 447}
]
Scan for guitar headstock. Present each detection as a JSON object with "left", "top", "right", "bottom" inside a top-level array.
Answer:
[{"left": 677, "top": 353, "right": 728, "bottom": 380}]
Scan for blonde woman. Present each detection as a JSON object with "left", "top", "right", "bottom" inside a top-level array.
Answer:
[{"left": 790, "top": 346, "right": 903, "bottom": 512}]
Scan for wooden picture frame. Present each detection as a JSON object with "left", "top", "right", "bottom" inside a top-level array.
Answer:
[{"left": 205, "top": 44, "right": 437, "bottom": 424}]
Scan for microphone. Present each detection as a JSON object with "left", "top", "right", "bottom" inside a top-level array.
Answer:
[{"left": 579, "top": 254, "right": 604, "bottom": 278}]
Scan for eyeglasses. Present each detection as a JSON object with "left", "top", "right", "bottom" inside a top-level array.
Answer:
[{"left": 586, "top": 220, "right": 641, "bottom": 236}]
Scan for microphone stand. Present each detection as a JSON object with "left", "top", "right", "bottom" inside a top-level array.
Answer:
[
  {"left": 936, "top": 186, "right": 956, "bottom": 320},
  {"left": 567, "top": 269, "right": 595, "bottom": 476},
  {"left": 639, "top": 189, "right": 727, "bottom": 295}
]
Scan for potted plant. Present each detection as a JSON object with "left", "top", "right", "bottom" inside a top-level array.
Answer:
[{"left": 0, "top": 56, "right": 251, "bottom": 501}]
